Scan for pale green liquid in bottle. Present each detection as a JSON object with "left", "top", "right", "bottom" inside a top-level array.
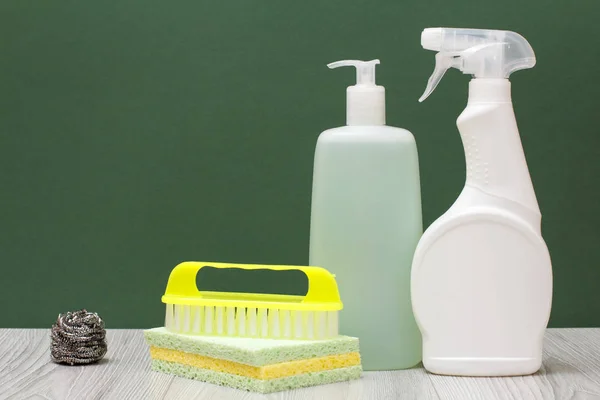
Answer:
[{"left": 309, "top": 125, "right": 423, "bottom": 371}]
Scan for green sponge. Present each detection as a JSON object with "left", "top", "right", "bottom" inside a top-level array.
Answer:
[
  {"left": 144, "top": 327, "right": 362, "bottom": 393},
  {"left": 144, "top": 327, "right": 360, "bottom": 366},
  {"left": 152, "top": 359, "right": 362, "bottom": 394}
]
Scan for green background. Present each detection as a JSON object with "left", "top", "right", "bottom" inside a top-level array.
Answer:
[{"left": 1, "top": 0, "right": 598, "bottom": 329}]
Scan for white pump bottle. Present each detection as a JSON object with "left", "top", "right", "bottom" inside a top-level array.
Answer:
[{"left": 411, "top": 28, "right": 553, "bottom": 376}]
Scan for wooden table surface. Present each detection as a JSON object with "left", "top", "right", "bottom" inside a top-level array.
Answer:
[{"left": 1, "top": 328, "right": 599, "bottom": 400}]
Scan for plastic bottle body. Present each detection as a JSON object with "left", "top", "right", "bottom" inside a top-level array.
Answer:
[
  {"left": 309, "top": 125, "right": 423, "bottom": 371},
  {"left": 411, "top": 79, "right": 553, "bottom": 376}
]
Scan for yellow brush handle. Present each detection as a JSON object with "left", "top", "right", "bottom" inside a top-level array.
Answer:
[{"left": 163, "top": 261, "right": 342, "bottom": 307}]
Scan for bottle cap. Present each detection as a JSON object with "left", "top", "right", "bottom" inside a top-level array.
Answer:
[
  {"left": 419, "top": 28, "right": 536, "bottom": 102},
  {"left": 328, "top": 59, "right": 385, "bottom": 126}
]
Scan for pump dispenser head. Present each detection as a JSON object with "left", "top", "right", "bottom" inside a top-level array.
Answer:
[
  {"left": 419, "top": 28, "right": 536, "bottom": 102},
  {"left": 328, "top": 59, "right": 385, "bottom": 126}
]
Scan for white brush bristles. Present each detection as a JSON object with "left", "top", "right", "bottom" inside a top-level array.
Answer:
[{"left": 164, "top": 304, "right": 339, "bottom": 340}]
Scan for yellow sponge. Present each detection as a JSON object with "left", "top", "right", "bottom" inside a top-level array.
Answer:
[
  {"left": 150, "top": 346, "right": 360, "bottom": 379},
  {"left": 143, "top": 327, "right": 362, "bottom": 393},
  {"left": 144, "top": 327, "right": 360, "bottom": 366}
]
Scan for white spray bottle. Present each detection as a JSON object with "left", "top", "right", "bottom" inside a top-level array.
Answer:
[{"left": 411, "top": 28, "right": 553, "bottom": 376}]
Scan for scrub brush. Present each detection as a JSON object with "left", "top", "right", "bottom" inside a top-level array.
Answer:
[{"left": 162, "top": 261, "right": 343, "bottom": 340}]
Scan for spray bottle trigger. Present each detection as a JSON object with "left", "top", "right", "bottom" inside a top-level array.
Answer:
[{"left": 419, "top": 53, "right": 460, "bottom": 102}]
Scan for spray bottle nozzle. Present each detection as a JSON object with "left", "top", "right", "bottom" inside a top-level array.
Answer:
[
  {"left": 328, "top": 59, "right": 380, "bottom": 86},
  {"left": 327, "top": 59, "right": 385, "bottom": 126},
  {"left": 419, "top": 28, "right": 536, "bottom": 102}
]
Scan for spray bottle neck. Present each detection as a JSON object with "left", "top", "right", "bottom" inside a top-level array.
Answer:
[
  {"left": 468, "top": 78, "right": 512, "bottom": 104},
  {"left": 347, "top": 85, "right": 386, "bottom": 126}
]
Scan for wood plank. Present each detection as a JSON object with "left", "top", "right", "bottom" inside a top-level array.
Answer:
[{"left": 0, "top": 329, "right": 599, "bottom": 399}]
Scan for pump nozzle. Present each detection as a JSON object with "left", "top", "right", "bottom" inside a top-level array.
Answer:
[
  {"left": 328, "top": 59, "right": 380, "bottom": 86},
  {"left": 418, "top": 28, "right": 536, "bottom": 102},
  {"left": 328, "top": 59, "right": 385, "bottom": 126}
]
